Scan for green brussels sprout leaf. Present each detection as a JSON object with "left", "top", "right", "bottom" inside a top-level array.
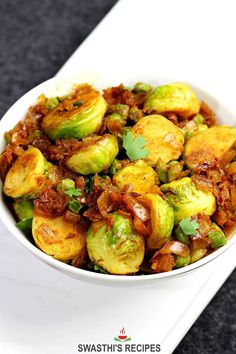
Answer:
[
  {"left": 179, "top": 217, "right": 199, "bottom": 236},
  {"left": 123, "top": 131, "right": 149, "bottom": 161}
]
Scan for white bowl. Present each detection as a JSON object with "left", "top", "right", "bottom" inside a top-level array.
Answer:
[{"left": 0, "top": 75, "right": 235, "bottom": 286}]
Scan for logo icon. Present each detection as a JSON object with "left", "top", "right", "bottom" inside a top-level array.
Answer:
[{"left": 114, "top": 327, "right": 131, "bottom": 342}]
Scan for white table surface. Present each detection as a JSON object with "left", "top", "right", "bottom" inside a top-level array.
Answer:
[{"left": 1, "top": 1, "right": 236, "bottom": 353}]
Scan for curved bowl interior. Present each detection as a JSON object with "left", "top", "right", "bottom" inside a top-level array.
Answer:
[{"left": 0, "top": 73, "right": 235, "bottom": 286}]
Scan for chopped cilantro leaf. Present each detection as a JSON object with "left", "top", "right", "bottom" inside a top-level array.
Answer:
[
  {"left": 64, "top": 188, "right": 82, "bottom": 197},
  {"left": 179, "top": 217, "right": 199, "bottom": 236},
  {"left": 122, "top": 131, "right": 149, "bottom": 161}
]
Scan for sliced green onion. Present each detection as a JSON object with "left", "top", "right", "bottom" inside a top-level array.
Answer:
[
  {"left": 61, "top": 178, "right": 75, "bottom": 191},
  {"left": 175, "top": 255, "right": 191, "bottom": 268},
  {"left": 45, "top": 97, "right": 59, "bottom": 110},
  {"left": 208, "top": 229, "right": 227, "bottom": 249}
]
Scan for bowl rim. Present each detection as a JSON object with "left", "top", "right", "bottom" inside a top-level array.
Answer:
[{"left": 0, "top": 75, "right": 236, "bottom": 284}]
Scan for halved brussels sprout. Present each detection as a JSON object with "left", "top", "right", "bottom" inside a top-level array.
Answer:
[
  {"left": 113, "top": 160, "right": 157, "bottom": 194},
  {"left": 86, "top": 213, "right": 145, "bottom": 274},
  {"left": 32, "top": 214, "right": 86, "bottom": 262},
  {"left": 131, "top": 114, "right": 185, "bottom": 166},
  {"left": 184, "top": 126, "right": 236, "bottom": 171},
  {"left": 161, "top": 177, "right": 216, "bottom": 224},
  {"left": 138, "top": 193, "right": 174, "bottom": 249},
  {"left": 4, "top": 147, "right": 46, "bottom": 198},
  {"left": 144, "top": 82, "right": 200, "bottom": 118},
  {"left": 66, "top": 134, "right": 119, "bottom": 175},
  {"left": 42, "top": 84, "right": 107, "bottom": 140}
]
